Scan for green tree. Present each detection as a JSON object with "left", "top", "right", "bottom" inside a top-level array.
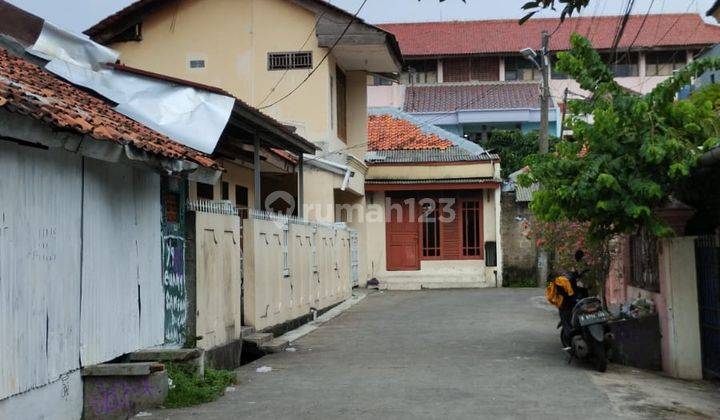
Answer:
[
  {"left": 520, "top": 33, "right": 720, "bottom": 240},
  {"left": 485, "top": 130, "right": 555, "bottom": 177}
]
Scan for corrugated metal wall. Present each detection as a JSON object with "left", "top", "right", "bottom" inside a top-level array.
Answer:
[
  {"left": 80, "top": 160, "right": 163, "bottom": 366},
  {"left": 0, "top": 142, "right": 82, "bottom": 399},
  {"left": 0, "top": 142, "right": 164, "bottom": 400}
]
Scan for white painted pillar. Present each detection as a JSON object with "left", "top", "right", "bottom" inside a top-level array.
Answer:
[
  {"left": 498, "top": 57, "right": 505, "bottom": 82},
  {"left": 659, "top": 237, "right": 703, "bottom": 380},
  {"left": 639, "top": 52, "right": 647, "bottom": 78},
  {"left": 437, "top": 59, "right": 444, "bottom": 83}
]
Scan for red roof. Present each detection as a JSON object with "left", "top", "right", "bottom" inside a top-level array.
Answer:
[
  {"left": 379, "top": 14, "right": 720, "bottom": 57},
  {"left": 405, "top": 82, "right": 541, "bottom": 113},
  {"left": 368, "top": 114, "right": 453, "bottom": 151},
  {"left": 0, "top": 48, "right": 220, "bottom": 169}
]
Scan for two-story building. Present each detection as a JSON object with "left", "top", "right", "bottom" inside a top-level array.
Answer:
[
  {"left": 85, "top": 0, "right": 403, "bottom": 286},
  {"left": 370, "top": 14, "right": 720, "bottom": 143}
]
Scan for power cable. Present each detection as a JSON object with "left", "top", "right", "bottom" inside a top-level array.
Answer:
[
  {"left": 257, "top": 10, "right": 328, "bottom": 108},
  {"left": 259, "top": 0, "right": 369, "bottom": 110}
]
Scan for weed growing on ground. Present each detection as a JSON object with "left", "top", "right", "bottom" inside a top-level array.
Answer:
[{"left": 164, "top": 363, "right": 235, "bottom": 408}]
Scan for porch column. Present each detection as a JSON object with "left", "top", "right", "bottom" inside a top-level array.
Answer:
[
  {"left": 297, "top": 153, "right": 304, "bottom": 218},
  {"left": 253, "top": 133, "right": 261, "bottom": 210}
]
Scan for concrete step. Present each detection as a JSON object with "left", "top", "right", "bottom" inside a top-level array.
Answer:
[
  {"left": 381, "top": 280, "right": 491, "bottom": 291},
  {"left": 243, "top": 332, "right": 273, "bottom": 346},
  {"left": 81, "top": 362, "right": 164, "bottom": 377},
  {"left": 127, "top": 348, "right": 202, "bottom": 363},
  {"left": 260, "top": 338, "right": 290, "bottom": 354},
  {"left": 240, "top": 326, "right": 255, "bottom": 338}
]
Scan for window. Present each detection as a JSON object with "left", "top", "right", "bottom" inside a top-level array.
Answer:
[
  {"left": 222, "top": 182, "right": 229, "bottom": 200},
  {"left": 461, "top": 200, "right": 482, "bottom": 257},
  {"left": 505, "top": 57, "right": 541, "bottom": 81},
  {"left": 628, "top": 230, "right": 659, "bottom": 292},
  {"left": 368, "top": 74, "right": 393, "bottom": 86},
  {"left": 336, "top": 66, "right": 347, "bottom": 141},
  {"left": 268, "top": 51, "right": 313, "bottom": 70},
  {"left": 189, "top": 59, "right": 205, "bottom": 69},
  {"left": 421, "top": 200, "right": 441, "bottom": 257},
  {"left": 597, "top": 52, "right": 639, "bottom": 77},
  {"left": 401, "top": 60, "right": 438, "bottom": 84},
  {"left": 646, "top": 51, "right": 686, "bottom": 76},
  {"left": 444, "top": 57, "right": 499, "bottom": 82},
  {"left": 196, "top": 182, "right": 214, "bottom": 200},
  {"left": 235, "top": 185, "right": 249, "bottom": 207}
]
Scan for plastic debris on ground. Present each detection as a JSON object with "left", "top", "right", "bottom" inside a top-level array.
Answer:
[
  {"left": 225, "top": 386, "right": 237, "bottom": 393},
  {"left": 256, "top": 366, "right": 273, "bottom": 373},
  {"left": 285, "top": 347, "right": 297, "bottom": 352}
]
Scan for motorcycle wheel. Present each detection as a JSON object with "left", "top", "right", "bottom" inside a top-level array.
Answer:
[{"left": 592, "top": 338, "right": 607, "bottom": 372}]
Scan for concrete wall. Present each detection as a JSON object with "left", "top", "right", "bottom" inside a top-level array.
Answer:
[
  {"left": 604, "top": 236, "right": 703, "bottom": 379},
  {"left": 243, "top": 214, "right": 352, "bottom": 331},
  {"left": 194, "top": 211, "right": 243, "bottom": 351},
  {"left": 500, "top": 192, "right": 537, "bottom": 285},
  {"left": 0, "top": 371, "right": 83, "bottom": 420},
  {"left": 658, "top": 237, "right": 703, "bottom": 379}
]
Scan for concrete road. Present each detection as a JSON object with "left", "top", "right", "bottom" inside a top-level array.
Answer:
[{"left": 149, "top": 289, "right": 720, "bottom": 420}]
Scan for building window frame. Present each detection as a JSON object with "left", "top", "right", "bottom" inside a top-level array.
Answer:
[
  {"left": 645, "top": 50, "right": 687, "bottom": 76},
  {"left": 336, "top": 66, "right": 347, "bottom": 142},
  {"left": 267, "top": 51, "right": 313, "bottom": 71}
]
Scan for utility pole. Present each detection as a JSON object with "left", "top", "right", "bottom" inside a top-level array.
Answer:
[
  {"left": 537, "top": 30, "right": 550, "bottom": 286},
  {"left": 539, "top": 30, "right": 550, "bottom": 154}
]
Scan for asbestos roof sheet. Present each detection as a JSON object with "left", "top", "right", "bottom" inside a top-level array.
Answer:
[
  {"left": 404, "top": 82, "right": 541, "bottom": 113},
  {"left": 0, "top": 47, "right": 220, "bottom": 169},
  {"left": 380, "top": 14, "right": 720, "bottom": 57}
]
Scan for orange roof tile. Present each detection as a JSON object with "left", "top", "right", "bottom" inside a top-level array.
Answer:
[
  {"left": 368, "top": 114, "right": 454, "bottom": 151},
  {"left": 0, "top": 48, "right": 220, "bottom": 169}
]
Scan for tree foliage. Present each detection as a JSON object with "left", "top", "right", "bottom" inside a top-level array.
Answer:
[
  {"left": 485, "top": 130, "right": 555, "bottom": 178},
  {"left": 520, "top": 0, "right": 590, "bottom": 24},
  {"left": 520, "top": 33, "right": 720, "bottom": 240}
]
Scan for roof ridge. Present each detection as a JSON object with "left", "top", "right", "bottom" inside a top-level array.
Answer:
[{"left": 376, "top": 13, "right": 703, "bottom": 27}]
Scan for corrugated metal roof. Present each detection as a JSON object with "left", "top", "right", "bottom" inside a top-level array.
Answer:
[{"left": 0, "top": 47, "right": 221, "bottom": 169}]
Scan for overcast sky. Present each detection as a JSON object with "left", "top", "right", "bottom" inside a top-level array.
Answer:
[{"left": 6, "top": 0, "right": 717, "bottom": 33}]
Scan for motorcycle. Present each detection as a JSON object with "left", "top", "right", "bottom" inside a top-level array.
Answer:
[{"left": 558, "top": 293, "right": 612, "bottom": 372}]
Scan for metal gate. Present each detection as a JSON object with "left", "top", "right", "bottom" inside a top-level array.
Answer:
[
  {"left": 695, "top": 235, "right": 720, "bottom": 379},
  {"left": 350, "top": 229, "right": 359, "bottom": 287}
]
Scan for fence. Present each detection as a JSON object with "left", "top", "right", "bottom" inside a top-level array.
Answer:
[{"left": 243, "top": 210, "right": 355, "bottom": 331}]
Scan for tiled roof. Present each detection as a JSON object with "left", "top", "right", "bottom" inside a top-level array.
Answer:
[
  {"left": 404, "top": 82, "right": 541, "bottom": 113},
  {"left": 369, "top": 114, "right": 454, "bottom": 151},
  {"left": 379, "top": 14, "right": 720, "bottom": 57},
  {"left": 366, "top": 108, "right": 494, "bottom": 163},
  {"left": 0, "top": 48, "right": 220, "bottom": 169}
]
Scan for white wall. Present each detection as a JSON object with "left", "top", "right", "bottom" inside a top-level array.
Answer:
[
  {"left": 80, "top": 160, "right": 164, "bottom": 366},
  {"left": 0, "top": 142, "right": 164, "bottom": 419}
]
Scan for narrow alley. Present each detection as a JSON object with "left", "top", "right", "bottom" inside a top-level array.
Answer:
[{"left": 146, "top": 289, "right": 720, "bottom": 420}]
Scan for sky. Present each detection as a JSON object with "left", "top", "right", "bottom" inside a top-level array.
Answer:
[{"left": 5, "top": 0, "right": 718, "bottom": 34}]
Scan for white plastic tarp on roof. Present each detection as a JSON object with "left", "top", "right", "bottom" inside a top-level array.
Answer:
[{"left": 28, "top": 21, "right": 234, "bottom": 154}]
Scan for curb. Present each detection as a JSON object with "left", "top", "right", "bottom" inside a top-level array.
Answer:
[{"left": 277, "top": 290, "right": 368, "bottom": 345}]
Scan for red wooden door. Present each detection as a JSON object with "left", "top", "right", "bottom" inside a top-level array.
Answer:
[{"left": 386, "top": 197, "right": 420, "bottom": 271}]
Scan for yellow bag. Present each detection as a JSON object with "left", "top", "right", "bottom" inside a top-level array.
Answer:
[{"left": 546, "top": 276, "right": 574, "bottom": 309}]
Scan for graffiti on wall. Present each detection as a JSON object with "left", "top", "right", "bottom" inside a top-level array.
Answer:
[{"left": 163, "top": 233, "right": 186, "bottom": 345}]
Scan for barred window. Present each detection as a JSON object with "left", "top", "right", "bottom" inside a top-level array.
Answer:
[
  {"left": 629, "top": 230, "right": 660, "bottom": 292},
  {"left": 268, "top": 51, "right": 313, "bottom": 71}
]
